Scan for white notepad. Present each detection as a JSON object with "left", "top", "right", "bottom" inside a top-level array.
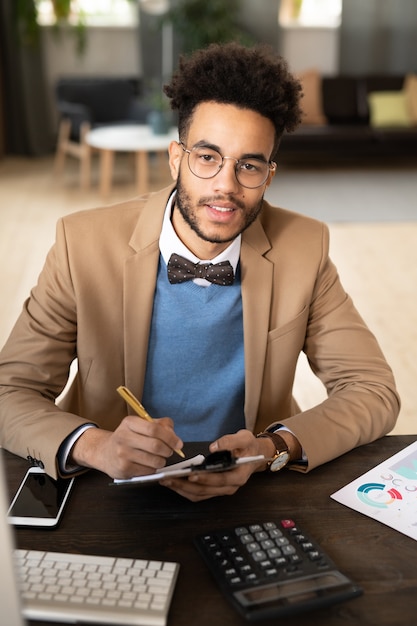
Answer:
[{"left": 113, "top": 453, "right": 265, "bottom": 485}]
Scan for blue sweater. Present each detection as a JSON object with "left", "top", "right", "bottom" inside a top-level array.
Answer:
[{"left": 142, "top": 258, "right": 245, "bottom": 441}]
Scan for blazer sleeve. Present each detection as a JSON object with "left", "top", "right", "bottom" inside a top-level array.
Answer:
[
  {"left": 273, "top": 246, "right": 401, "bottom": 472},
  {"left": 0, "top": 217, "right": 97, "bottom": 479}
]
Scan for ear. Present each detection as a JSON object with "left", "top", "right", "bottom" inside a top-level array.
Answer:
[
  {"left": 265, "top": 164, "right": 277, "bottom": 189},
  {"left": 168, "top": 141, "right": 182, "bottom": 181}
]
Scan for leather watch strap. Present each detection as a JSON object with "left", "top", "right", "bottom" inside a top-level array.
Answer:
[{"left": 256, "top": 432, "right": 290, "bottom": 471}]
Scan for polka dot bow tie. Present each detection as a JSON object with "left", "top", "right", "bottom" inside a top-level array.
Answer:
[{"left": 167, "top": 253, "right": 234, "bottom": 286}]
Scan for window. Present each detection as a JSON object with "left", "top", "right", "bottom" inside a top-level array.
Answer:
[
  {"left": 36, "top": 0, "right": 138, "bottom": 27},
  {"left": 279, "top": 0, "right": 342, "bottom": 28}
]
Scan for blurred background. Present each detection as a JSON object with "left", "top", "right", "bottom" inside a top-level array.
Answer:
[{"left": 0, "top": 0, "right": 416, "bottom": 435}]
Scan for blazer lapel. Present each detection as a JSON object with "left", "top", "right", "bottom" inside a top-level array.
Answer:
[
  {"left": 241, "top": 212, "right": 273, "bottom": 432},
  {"left": 123, "top": 187, "right": 174, "bottom": 399}
]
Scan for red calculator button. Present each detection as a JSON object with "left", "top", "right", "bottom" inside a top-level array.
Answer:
[{"left": 280, "top": 519, "right": 296, "bottom": 529}]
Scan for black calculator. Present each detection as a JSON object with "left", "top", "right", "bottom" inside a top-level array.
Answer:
[{"left": 194, "top": 519, "right": 362, "bottom": 620}]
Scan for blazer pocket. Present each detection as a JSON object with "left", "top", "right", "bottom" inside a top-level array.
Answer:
[{"left": 268, "top": 305, "right": 309, "bottom": 343}]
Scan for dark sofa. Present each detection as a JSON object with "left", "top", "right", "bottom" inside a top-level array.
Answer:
[{"left": 279, "top": 74, "right": 417, "bottom": 162}]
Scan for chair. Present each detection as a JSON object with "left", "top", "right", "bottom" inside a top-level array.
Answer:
[{"left": 53, "top": 77, "right": 151, "bottom": 188}]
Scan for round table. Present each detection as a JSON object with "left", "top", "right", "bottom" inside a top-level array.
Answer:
[{"left": 86, "top": 124, "right": 178, "bottom": 197}]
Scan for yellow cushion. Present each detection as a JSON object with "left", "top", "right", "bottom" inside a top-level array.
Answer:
[
  {"left": 404, "top": 74, "right": 417, "bottom": 124},
  {"left": 368, "top": 91, "right": 411, "bottom": 127},
  {"left": 298, "top": 69, "right": 326, "bottom": 125}
]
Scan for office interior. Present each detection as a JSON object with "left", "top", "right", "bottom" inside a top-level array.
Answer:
[{"left": 0, "top": 0, "right": 416, "bottom": 437}]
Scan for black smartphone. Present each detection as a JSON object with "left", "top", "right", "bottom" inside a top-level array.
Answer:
[{"left": 7, "top": 466, "right": 75, "bottom": 527}]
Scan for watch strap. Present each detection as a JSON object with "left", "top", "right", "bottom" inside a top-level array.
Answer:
[{"left": 256, "top": 432, "right": 290, "bottom": 470}]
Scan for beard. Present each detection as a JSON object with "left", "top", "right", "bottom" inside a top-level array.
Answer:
[{"left": 174, "top": 172, "right": 264, "bottom": 245}]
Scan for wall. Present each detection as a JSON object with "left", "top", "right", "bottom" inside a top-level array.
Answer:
[
  {"left": 280, "top": 26, "right": 340, "bottom": 75},
  {"left": 41, "top": 26, "right": 141, "bottom": 128},
  {"left": 340, "top": 0, "right": 417, "bottom": 74}
]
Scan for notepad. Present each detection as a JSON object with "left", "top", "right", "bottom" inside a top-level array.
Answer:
[
  {"left": 112, "top": 451, "right": 266, "bottom": 485},
  {"left": 331, "top": 439, "right": 417, "bottom": 541}
]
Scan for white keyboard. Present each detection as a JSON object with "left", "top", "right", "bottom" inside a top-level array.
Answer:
[{"left": 14, "top": 548, "right": 179, "bottom": 626}]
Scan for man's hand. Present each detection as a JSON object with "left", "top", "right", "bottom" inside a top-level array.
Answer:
[
  {"left": 159, "top": 429, "right": 293, "bottom": 502},
  {"left": 70, "top": 416, "right": 184, "bottom": 479}
]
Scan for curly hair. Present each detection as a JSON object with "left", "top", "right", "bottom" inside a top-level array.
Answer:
[{"left": 164, "top": 42, "right": 302, "bottom": 158}]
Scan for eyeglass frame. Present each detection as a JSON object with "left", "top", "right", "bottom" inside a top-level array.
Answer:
[{"left": 178, "top": 141, "right": 277, "bottom": 189}]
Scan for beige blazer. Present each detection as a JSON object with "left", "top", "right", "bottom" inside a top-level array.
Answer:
[{"left": 0, "top": 186, "right": 400, "bottom": 478}]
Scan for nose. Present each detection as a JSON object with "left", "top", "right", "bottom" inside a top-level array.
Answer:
[{"left": 213, "top": 157, "right": 241, "bottom": 193}]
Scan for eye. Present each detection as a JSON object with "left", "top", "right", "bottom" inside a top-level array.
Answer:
[
  {"left": 194, "top": 148, "right": 222, "bottom": 166},
  {"left": 201, "top": 153, "right": 216, "bottom": 163},
  {"left": 239, "top": 160, "right": 264, "bottom": 173}
]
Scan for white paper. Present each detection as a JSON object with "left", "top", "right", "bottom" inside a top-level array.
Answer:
[
  {"left": 112, "top": 454, "right": 265, "bottom": 485},
  {"left": 331, "top": 439, "right": 417, "bottom": 541}
]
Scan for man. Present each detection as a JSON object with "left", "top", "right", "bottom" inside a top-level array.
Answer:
[{"left": 0, "top": 43, "right": 399, "bottom": 501}]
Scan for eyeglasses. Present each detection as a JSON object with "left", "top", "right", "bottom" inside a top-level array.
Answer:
[{"left": 179, "top": 142, "right": 276, "bottom": 189}]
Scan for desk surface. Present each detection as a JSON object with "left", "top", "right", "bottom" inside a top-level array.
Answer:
[{"left": 4, "top": 436, "right": 417, "bottom": 626}]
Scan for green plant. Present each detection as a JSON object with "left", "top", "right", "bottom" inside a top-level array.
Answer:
[
  {"left": 15, "top": 0, "right": 87, "bottom": 55},
  {"left": 163, "top": 0, "right": 253, "bottom": 54},
  {"left": 147, "top": 86, "right": 171, "bottom": 111}
]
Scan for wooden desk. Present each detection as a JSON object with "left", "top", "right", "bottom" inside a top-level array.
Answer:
[
  {"left": 85, "top": 125, "right": 178, "bottom": 197},
  {"left": 4, "top": 436, "right": 417, "bottom": 626}
]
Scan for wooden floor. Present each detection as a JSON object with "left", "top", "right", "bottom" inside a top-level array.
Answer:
[{"left": 0, "top": 154, "right": 416, "bottom": 436}]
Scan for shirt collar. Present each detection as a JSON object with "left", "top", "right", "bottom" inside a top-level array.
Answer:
[{"left": 159, "top": 191, "right": 241, "bottom": 274}]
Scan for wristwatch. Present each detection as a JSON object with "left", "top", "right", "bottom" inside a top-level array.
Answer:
[{"left": 256, "top": 431, "right": 290, "bottom": 472}]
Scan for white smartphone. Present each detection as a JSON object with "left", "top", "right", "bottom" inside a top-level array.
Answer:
[{"left": 7, "top": 466, "right": 75, "bottom": 527}]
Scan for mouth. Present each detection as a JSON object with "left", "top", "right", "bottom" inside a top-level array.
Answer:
[
  {"left": 204, "top": 202, "right": 239, "bottom": 224},
  {"left": 207, "top": 203, "right": 236, "bottom": 213}
]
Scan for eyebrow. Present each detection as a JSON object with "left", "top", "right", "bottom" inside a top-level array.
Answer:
[{"left": 192, "top": 140, "right": 269, "bottom": 163}]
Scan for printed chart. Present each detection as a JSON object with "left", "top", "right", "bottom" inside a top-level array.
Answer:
[{"left": 331, "top": 440, "right": 417, "bottom": 540}]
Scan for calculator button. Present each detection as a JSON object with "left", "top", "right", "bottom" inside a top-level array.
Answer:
[
  {"left": 249, "top": 524, "right": 263, "bottom": 533},
  {"left": 245, "top": 573, "right": 257, "bottom": 583},
  {"left": 233, "top": 554, "right": 245, "bottom": 564},
  {"left": 288, "top": 554, "right": 303, "bottom": 565},
  {"left": 240, "top": 534, "right": 254, "bottom": 545},
  {"left": 239, "top": 563, "right": 252, "bottom": 574},
  {"left": 219, "top": 533, "right": 235, "bottom": 546},
  {"left": 267, "top": 547, "right": 282, "bottom": 559},
  {"left": 280, "top": 519, "right": 295, "bottom": 529},
  {"left": 225, "top": 567, "right": 238, "bottom": 577},
  {"left": 246, "top": 542, "right": 260, "bottom": 553},
  {"left": 275, "top": 537, "right": 290, "bottom": 547},
  {"left": 255, "top": 531, "right": 269, "bottom": 541},
  {"left": 265, "top": 568, "right": 278, "bottom": 577}
]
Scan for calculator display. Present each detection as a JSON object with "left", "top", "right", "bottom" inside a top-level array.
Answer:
[{"left": 236, "top": 571, "right": 350, "bottom": 606}]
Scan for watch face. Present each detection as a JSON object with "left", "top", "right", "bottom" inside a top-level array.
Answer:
[{"left": 270, "top": 451, "right": 290, "bottom": 472}]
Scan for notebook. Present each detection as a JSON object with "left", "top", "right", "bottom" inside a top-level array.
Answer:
[{"left": 0, "top": 455, "right": 180, "bottom": 626}]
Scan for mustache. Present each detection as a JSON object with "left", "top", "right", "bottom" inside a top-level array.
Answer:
[{"left": 198, "top": 195, "right": 246, "bottom": 211}]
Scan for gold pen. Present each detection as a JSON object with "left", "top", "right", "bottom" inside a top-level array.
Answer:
[{"left": 117, "top": 385, "right": 185, "bottom": 459}]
